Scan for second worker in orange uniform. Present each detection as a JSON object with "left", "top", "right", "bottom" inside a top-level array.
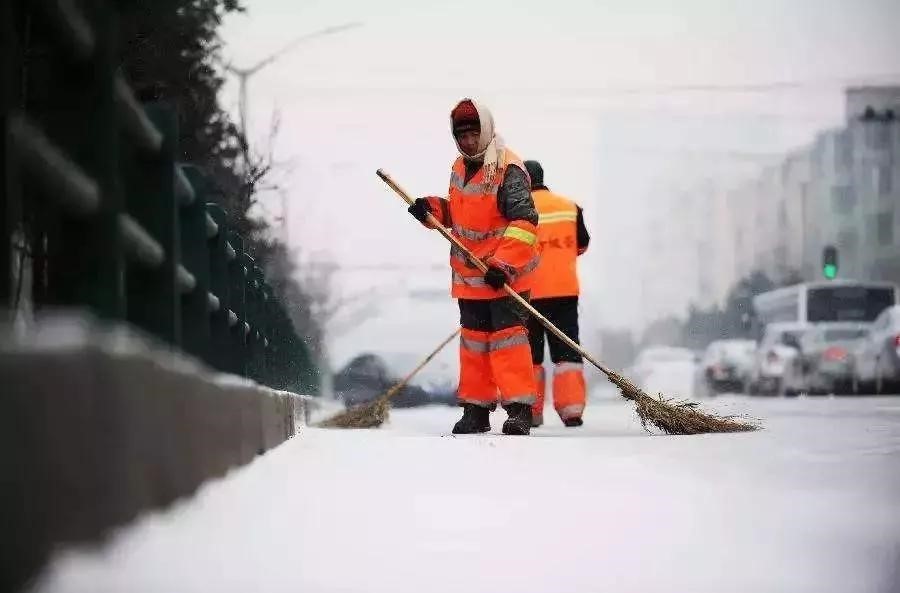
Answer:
[{"left": 523, "top": 160, "right": 590, "bottom": 427}]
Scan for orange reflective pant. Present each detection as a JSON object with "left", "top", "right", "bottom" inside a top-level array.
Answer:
[
  {"left": 528, "top": 297, "right": 586, "bottom": 421},
  {"left": 552, "top": 361, "right": 586, "bottom": 420},
  {"left": 532, "top": 365, "right": 546, "bottom": 423},
  {"left": 458, "top": 297, "right": 536, "bottom": 408},
  {"left": 533, "top": 362, "right": 586, "bottom": 421}
]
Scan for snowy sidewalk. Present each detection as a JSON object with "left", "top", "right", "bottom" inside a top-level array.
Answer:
[{"left": 33, "top": 396, "right": 900, "bottom": 593}]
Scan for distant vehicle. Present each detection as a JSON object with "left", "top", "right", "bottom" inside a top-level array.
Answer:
[
  {"left": 629, "top": 346, "right": 697, "bottom": 397},
  {"left": 694, "top": 339, "right": 757, "bottom": 396},
  {"left": 333, "top": 353, "right": 434, "bottom": 408},
  {"left": 751, "top": 281, "right": 898, "bottom": 330},
  {"left": 747, "top": 322, "right": 809, "bottom": 396},
  {"left": 794, "top": 323, "right": 870, "bottom": 395},
  {"left": 851, "top": 305, "right": 900, "bottom": 394}
]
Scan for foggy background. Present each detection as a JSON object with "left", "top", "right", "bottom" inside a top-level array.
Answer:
[{"left": 216, "top": 0, "right": 900, "bottom": 380}]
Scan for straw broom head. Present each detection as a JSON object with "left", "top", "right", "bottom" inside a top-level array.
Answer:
[
  {"left": 606, "top": 370, "right": 758, "bottom": 434},
  {"left": 317, "top": 396, "right": 391, "bottom": 429}
]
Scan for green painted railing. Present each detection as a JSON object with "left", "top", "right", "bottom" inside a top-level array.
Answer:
[{"left": 2, "top": 0, "right": 318, "bottom": 394}]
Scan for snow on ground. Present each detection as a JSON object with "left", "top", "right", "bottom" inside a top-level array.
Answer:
[{"left": 33, "top": 396, "right": 900, "bottom": 593}]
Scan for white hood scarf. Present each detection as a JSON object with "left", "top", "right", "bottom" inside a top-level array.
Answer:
[{"left": 450, "top": 98, "right": 507, "bottom": 187}]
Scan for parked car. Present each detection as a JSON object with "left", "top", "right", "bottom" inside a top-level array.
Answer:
[
  {"left": 793, "top": 323, "right": 869, "bottom": 395},
  {"left": 694, "top": 339, "right": 757, "bottom": 396},
  {"left": 333, "top": 353, "right": 433, "bottom": 408},
  {"left": 851, "top": 305, "right": 900, "bottom": 394},
  {"left": 629, "top": 346, "right": 697, "bottom": 397},
  {"left": 747, "top": 323, "right": 809, "bottom": 396}
]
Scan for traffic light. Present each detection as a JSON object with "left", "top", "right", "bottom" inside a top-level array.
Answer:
[{"left": 822, "top": 245, "right": 838, "bottom": 279}]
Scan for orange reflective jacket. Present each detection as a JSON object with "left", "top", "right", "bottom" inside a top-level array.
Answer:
[
  {"left": 426, "top": 148, "right": 539, "bottom": 299},
  {"left": 531, "top": 189, "right": 581, "bottom": 299}
]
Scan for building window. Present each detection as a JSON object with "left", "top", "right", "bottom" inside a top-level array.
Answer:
[
  {"left": 838, "top": 229, "right": 858, "bottom": 249},
  {"left": 877, "top": 212, "right": 894, "bottom": 246},
  {"left": 831, "top": 185, "right": 856, "bottom": 215},
  {"left": 837, "top": 229, "right": 859, "bottom": 272},
  {"left": 864, "top": 122, "right": 889, "bottom": 151},
  {"left": 876, "top": 165, "right": 893, "bottom": 197},
  {"left": 835, "top": 132, "right": 852, "bottom": 169}
]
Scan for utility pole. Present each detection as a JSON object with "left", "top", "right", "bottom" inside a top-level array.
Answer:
[
  {"left": 225, "top": 22, "right": 363, "bottom": 243},
  {"left": 225, "top": 21, "right": 363, "bottom": 137}
]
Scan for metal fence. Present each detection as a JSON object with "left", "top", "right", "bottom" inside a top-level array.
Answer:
[{"left": 2, "top": 0, "right": 318, "bottom": 394}]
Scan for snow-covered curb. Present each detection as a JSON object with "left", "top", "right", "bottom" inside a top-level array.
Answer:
[{"left": 0, "top": 311, "right": 313, "bottom": 591}]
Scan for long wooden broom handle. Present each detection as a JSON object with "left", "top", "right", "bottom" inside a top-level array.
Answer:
[
  {"left": 381, "top": 328, "right": 461, "bottom": 401},
  {"left": 376, "top": 168, "right": 616, "bottom": 380}
]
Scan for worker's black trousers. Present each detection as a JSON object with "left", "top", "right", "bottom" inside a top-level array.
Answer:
[
  {"left": 458, "top": 292, "right": 530, "bottom": 331},
  {"left": 526, "top": 296, "right": 582, "bottom": 364}
]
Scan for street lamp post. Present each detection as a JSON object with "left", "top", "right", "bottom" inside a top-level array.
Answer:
[
  {"left": 225, "top": 21, "right": 363, "bottom": 138},
  {"left": 224, "top": 22, "right": 363, "bottom": 243}
]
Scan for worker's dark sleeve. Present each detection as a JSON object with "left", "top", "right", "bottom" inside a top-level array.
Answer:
[
  {"left": 488, "top": 165, "right": 539, "bottom": 278},
  {"left": 497, "top": 166, "right": 538, "bottom": 224},
  {"left": 576, "top": 206, "right": 590, "bottom": 255}
]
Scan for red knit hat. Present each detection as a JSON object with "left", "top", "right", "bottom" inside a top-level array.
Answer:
[{"left": 452, "top": 99, "right": 480, "bottom": 134}]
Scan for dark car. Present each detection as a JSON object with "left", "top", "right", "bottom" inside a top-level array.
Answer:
[{"left": 333, "top": 353, "right": 445, "bottom": 408}]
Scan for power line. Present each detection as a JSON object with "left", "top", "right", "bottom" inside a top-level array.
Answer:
[
  {"left": 304, "top": 262, "right": 445, "bottom": 272},
  {"left": 280, "top": 72, "right": 900, "bottom": 97}
]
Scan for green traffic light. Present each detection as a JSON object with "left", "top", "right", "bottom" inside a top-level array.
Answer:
[{"left": 823, "top": 263, "right": 837, "bottom": 279}]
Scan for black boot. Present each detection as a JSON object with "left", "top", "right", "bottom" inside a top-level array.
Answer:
[
  {"left": 502, "top": 403, "right": 532, "bottom": 435},
  {"left": 452, "top": 404, "right": 491, "bottom": 434},
  {"left": 563, "top": 416, "right": 583, "bottom": 428}
]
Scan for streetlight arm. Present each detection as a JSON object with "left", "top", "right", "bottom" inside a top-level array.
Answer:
[{"left": 247, "top": 21, "right": 364, "bottom": 75}]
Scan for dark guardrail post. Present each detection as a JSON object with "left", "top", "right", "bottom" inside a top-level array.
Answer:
[
  {"left": 271, "top": 300, "right": 293, "bottom": 390},
  {"left": 205, "top": 203, "right": 230, "bottom": 372},
  {"left": 125, "top": 102, "right": 180, "bottom": 345},
  {"left": 1, "top": 0, "right": 14, "bottom": 311},
  {"left": 243, "top": 257, "right": 260, "bottom": 381},
  {"left": 259, "top": 281, "right": 273, "bottom": 385},
  {"left": 178, "top": 165, "right": 212, "bottom": 363},
  {"left": 40, "top": 0, "right": 124, "bottom": 319},
  {"left": 228, "top": 233, "right": 247, "bottom": 376},
  {"left": 252, "top": 267, "right": 268, "bottom": 382}
]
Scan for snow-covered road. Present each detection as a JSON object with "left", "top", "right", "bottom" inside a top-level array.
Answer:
[{"left": 34, "top": 396, "right": 900, "bottom": 593}]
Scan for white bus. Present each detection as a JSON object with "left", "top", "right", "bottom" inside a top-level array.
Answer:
[{"left": 751, "top": 280, "right": 899, "bottom": 331}]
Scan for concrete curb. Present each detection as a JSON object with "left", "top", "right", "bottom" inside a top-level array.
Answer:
[{"left": 0, "top": 314, "right": 312, "bottom": 592}]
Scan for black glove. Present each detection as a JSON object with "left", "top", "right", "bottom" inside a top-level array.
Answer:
[
  {"left": 484, "top": 266, "right": 509, "bottom": 290},
  {"left": 407, "top": 198, "right": 431, "bottom": 223}
]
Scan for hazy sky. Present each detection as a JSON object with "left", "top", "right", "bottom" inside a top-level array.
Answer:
[{"left": 219, "top": 0, "right": 900, "bottom": 372}]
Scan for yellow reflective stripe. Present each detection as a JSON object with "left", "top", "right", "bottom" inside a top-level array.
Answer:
[
  {"left": 538, "top": 211, "right": 577, "bottom": 224},
  {"left": 503, "top": 226, "right": 537, "bottom": 245},
  {"left": 538, "top": 214, "right": 578, "bottom": 223}
]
